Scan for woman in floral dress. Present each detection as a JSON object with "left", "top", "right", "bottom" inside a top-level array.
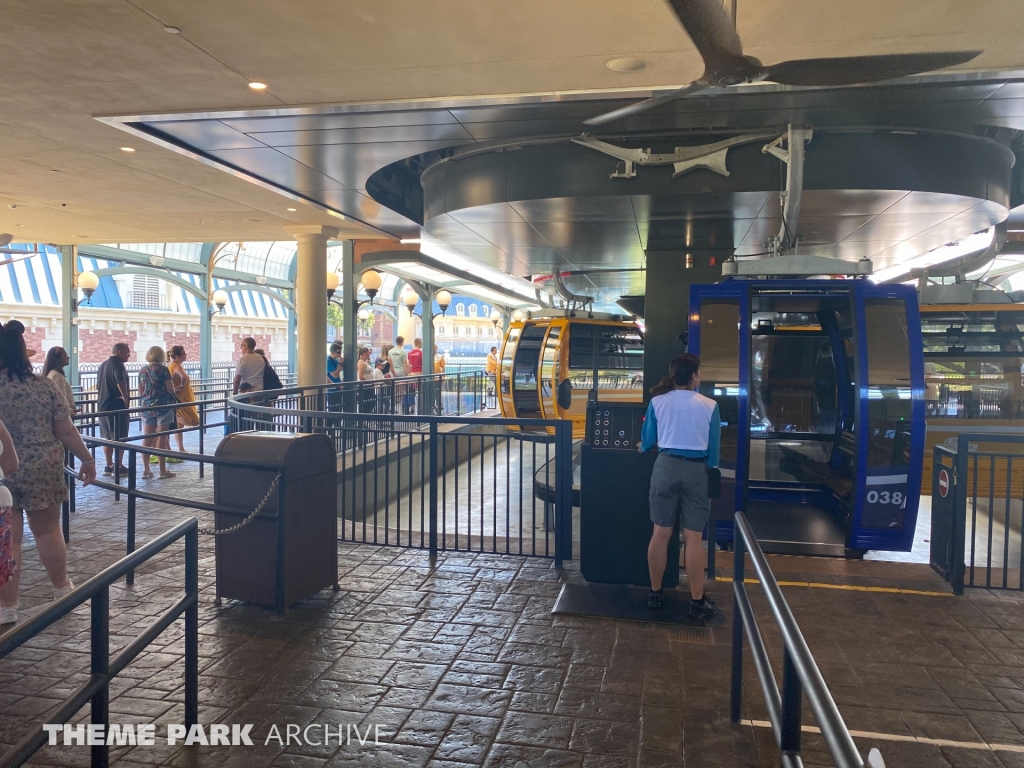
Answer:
[
  {"left": 0, "top": 320, "right": 96, "bottom": 625},
  {"left": 0, "top": 420, "right": 17, "bottom": 593}
]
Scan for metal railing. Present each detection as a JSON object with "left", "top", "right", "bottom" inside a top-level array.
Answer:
[
  {"left": 65, "top": 418, "right": 288, "bottom": 593},
  {"left": 931, "top": 433, "right": 1024, "bottom": 594},
  {"left": 0, "top": 518, "right": 199, "bottom": 768},
  {"left": 67, "top": 364, "right": 293, "bottom": 394},
  {"left": 229, "top": 382, "right": 573, "bottom": 565},
  {"left": 731, "top": 511, "right": 885, "bottom": 768}
]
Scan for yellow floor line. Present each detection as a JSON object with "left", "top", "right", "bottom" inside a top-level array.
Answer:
[
  {"left": 743, "top": 719, "right": 1024, "bottom": 753},
  {"left": 741, "top": 578, "right": 951, "bottom": 597}
]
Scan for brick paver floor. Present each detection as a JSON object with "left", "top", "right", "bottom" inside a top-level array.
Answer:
[{"left": 2, "top": 431, "right": 1024, "bottom": 767}]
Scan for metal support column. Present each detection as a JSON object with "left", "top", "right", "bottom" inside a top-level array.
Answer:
[
  {"left": 287, "top": 256, "right": 298, "bottom": 375},
  {"left": 342, "top": 241, "right": 357, "bottom": 384},
  {"left": 420, "top": 289, "right": 435, "bottom": 414},
  {"left": 199, "top": 273, "right": 212, "bottom": 380},
  {"left": 289, "top": 226, "right": 338, "bottom": 386},
  {"left": 59, "top": 245, "right": 80, "bottom": 387},
  {"left": 198, "top": 243, "right": 215, "bottom": 379}
]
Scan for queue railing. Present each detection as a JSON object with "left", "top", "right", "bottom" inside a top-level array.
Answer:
[
  {"left": 931, "top": 433, "right": 1024, "bottom": 594},
  {"left": 229, "top": 384, "right": 573, "bottom": 565},
  {"left": 64, "top": 430, "right": 286, "bottom": 589},
  {"left": 731, "top": 511, "right": 885, "bottom": 768},
  {"left": 0, "top": 518, "right": 199, "bottom": 768}
]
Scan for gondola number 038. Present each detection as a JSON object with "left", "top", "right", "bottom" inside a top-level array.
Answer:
[{"left": 866, "top": 490, "right": 903, "bottom": 506}]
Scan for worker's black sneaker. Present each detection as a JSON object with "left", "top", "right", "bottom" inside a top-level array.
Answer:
[
  {"left": 688, "top": 595, "right": 717, "bottom": 620},
  {"left": 647, "top": 589, "right": 664, "bottom": 609}
]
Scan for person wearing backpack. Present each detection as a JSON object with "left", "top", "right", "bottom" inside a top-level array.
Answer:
[{"left": 255, "top": 348, "right": 283, "bottom": 391}]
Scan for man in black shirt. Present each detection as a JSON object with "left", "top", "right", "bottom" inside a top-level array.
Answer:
[{"left": 97, "top": 343, "right": 131, "bottom": 474}]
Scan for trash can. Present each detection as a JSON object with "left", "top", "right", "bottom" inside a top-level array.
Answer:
[{"left": 214, "top": 431, "right": 338, "bottom": 613}]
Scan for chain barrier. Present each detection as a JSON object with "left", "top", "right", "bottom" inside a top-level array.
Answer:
[{"left": 197, "top": 473, "right": 281, "bottom": 536}]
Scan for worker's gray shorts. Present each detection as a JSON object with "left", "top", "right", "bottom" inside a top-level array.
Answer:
[{"left": 649, "top": 453, "right": 710, "bottom": 532}]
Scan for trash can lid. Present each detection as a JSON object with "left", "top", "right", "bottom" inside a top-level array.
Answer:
[{"left": 215, "top": 431, "right": 335, "bottom": 478}]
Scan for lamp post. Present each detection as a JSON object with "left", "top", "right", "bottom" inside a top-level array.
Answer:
[
  {"left": 328, "top": 268, "right": 382, "bottom": 309},
  {"left": 511, "top": 309, "right": 525, "bottom": 323},
  {"left": 361, "top": 269, "right": 382, "bottom": 304},
  {"left": 436, "top": 290, "right": 452, "bottom": 316},
  {"left": 211, "top": 289, "right": 229, "bottom": 315},
  {"left": 77, "top": 271, "right": 99, "bottom": 305},
  {"left": 326, "top": 271, "right": 340, "bottom": 302},
  {"left": 402, "top": 290, "right": 419, "bottom": 316}
]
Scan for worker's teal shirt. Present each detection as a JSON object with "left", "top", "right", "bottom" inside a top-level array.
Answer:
[{"left": 640, "top": 400, "right": 721, "bottom": 468}]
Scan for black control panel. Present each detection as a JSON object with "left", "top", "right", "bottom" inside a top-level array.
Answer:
[
  {"left": 584, "top": 403, "right": 646, "bottom": 450},
  {"left": 580, "top": 401, "right": 676, "bottom": 586}
]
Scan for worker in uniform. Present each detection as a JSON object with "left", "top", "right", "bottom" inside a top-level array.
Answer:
[{"left": 639, "top": 353, "right": 720, "bottom": 617}]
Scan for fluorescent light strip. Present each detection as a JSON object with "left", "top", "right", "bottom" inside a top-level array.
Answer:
[{"left": 871, "top": 229, "right": 994, "bottom": 283}]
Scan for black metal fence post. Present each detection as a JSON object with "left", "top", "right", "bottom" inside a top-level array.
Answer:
[
  {"left": 91, "top": 586, "right": 110, "bottom": 768},
  {"left": 126, "top": 450, "right": 137, "bottom": 585},
  {"left": 555, "top": 421, "right": 573, "bottom": 567},
  {"left": 198, "top": 404, "right": 205, "bottom": 478},
  {"left": 62, "top": 450, "right": 70, "bottom": 543},
  {"left": 730, "top": 533, "right": 746, "bottom": 724},
  {"left": 952, "top": 435, "right": 969, "bottom": 595},
  {"left": 429, "top": 422, "right": 438, "bottom": 558},
  {"left": 275, "top": 469, "right": 288, "bottom": 615},
  {"left": 184, "top": 525, "right": 199, "bottom": 729},
  {"left": 68, "top": 453, "right": 76, "bottom": 520}
]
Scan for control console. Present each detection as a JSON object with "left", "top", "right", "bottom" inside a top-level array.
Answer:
[{"left": 584, "top": 403, "right": 646, "bottom": 450}]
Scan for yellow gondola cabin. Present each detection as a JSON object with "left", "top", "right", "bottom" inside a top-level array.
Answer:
[{"left": 497, "top": 313, "right": 644, "bottom": 437}]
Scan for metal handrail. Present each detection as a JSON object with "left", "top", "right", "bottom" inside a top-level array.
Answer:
[
  {"left": 0, "top": 518, "right": 199, "bottom": 768},
  {"left": 226, "top": 381, "right": 574, "bottom": 566},
  {"left": 731, "top": 511, "right": 884, "bottom": 768}
]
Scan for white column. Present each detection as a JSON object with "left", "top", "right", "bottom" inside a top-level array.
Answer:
[{"left": 288, "top": 226, "right": 338, "bottom": 386}]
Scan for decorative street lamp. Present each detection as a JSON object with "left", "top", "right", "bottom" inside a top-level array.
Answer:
[
  {"left": 511, "top": 309, "right": 525, "bottom": 323},
  {"left": 490, "top": 309, "right": 502, "bottom": 328},
  {"left": 78, "top": 271, "right": 99, "bottom": 304},
  {"left": 326, "top": 271, "right": 340, "bottom": 302},
  {"left": 435, "top": 289, "right": 452, "bottom": 316},
  {"left": 403, "top": 290, "right": 419, "bottom": 316},
  {"left": 211, "top": 289, "right": 229, "bottom": 314},
  {"left": 360, "top": 269, "right": 382, "bottom": 304}
]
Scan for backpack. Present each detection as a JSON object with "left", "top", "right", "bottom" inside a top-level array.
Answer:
[{"left": 261, "top": 355, "right": 283, "bottom": 390}]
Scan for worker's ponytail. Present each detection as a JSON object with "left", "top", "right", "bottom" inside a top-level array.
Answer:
[{"left": 649, "top": 353, "right": 701, "bottom": 397}]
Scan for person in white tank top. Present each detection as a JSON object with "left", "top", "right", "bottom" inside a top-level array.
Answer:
[{"left": 638, "top": 353, "right": 721, "bottom": 618}]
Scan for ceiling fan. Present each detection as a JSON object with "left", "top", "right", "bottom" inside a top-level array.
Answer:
[
  {"left": 0, "top": 233, "right": 42, "bottom": 267},
  {"left": 585, "top": 0, "right": 981, "bottom": 126}
]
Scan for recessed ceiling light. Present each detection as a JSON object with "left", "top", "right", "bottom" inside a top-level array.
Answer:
[
  {"left": 248, "top": 81, "right": 268, "bottom": 91},
  {"left": 197, "top": 220, "right": 206, "bottom": 223},
  {"left": 120, "top": 147, "right": 136, "bottom": 153},
  {"left": 286, "top": 207, "right": 297, "bottom": 212},
  {"left": 606, "top": 57, "right": 645, "bottom": 73},
  {"left": 163, "top": 26, "right": 180, "bottom": 33},
  {"left": 400, "top": 238, "right": 423, "bottom": 244}
]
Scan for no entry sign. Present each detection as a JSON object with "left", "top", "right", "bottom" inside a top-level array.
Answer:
[{"left": 938, "top": 469, "right": 950, "bottom": 497}]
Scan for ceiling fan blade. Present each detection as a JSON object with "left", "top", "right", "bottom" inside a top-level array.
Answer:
[
  {"left": 665, "top": 0, "right": 744, "bottom": 63},
  {"left": 764, "top": 50, "right": 982, "bottom": 87},
  {"left": 584, "top": 82, "right": 704, "bottom": 126}
]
